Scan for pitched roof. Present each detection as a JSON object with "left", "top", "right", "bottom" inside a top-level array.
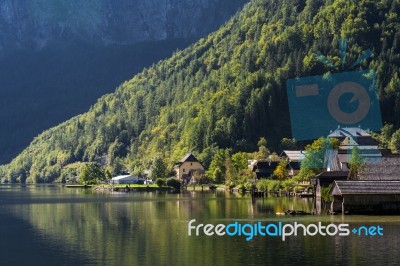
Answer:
[
  {"left": 251, "top": 161, "right": 279, "bottom": 178},
  {"left": 282, "top": 150, "right": 306, "bottom": 161},
  {"left": 316, "top": 171, "right": 349, "bottom": 178},
  {"left": 252, "top": 161, "right": 279, "bottom": 171},
  {"left": 328, "top": 127, "right": 371, "bottom": 138},
  {"left": 179, "top": 153, "right": 199, "bottom": 163},
  {"left": 174, "top": 153, "right": 203, "bottom": 167},
  {"left": 317, "top": 171, "right": 349, "bottom": 187},
  {"left": 331, "top": 180, "right": 400, "bottom": 195},
  {"left": 324, "top": 149, "right": 341, "bottom": 171},
  {"left": 337, "top": 150, "right": 382, "bottom": 163},
  {"left": 360, "top": 156, "right": 400, "bottom": 180},
  {"left": 112, "top": 175, "right": 135, "bottom": 180}
]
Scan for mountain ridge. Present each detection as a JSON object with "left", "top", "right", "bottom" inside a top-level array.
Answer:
[{"left": 0, "top": 0, "right": 247, "bottom": 52}]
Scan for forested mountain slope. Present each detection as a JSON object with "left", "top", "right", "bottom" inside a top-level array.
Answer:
[
  {"left": 2, "top": 0, "right": 400, "bottom": 183},
  {"left": 0, "top": 0, "right": 247, "bottom": 163}
]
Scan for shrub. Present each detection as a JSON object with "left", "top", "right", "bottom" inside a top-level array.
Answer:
[
  {"left": 156, "top": 178, "right": 166, "bottom": 187},
  {"left": 268, "top": 180, "right": 282, "bottom": 192},
  {"left": 237, "top": 182, "right": 246, "bottom": 192},
  {"left": 225, "top": 180, "right": 236, "bottom": 189},
  {"left": 256, "top": 179, "right": 270, "bottom": 191},
  {"left": 166, "top": 178, "right": 182, "bottom": 190},
  {"left": 244, "top": 181, "right": 253, "bottom": 191},
  {"left": 321, "top": 184, "right": 333, "bottom": 203},
  {"left": 282, "top": 179, "right": 296, "bottom": 191}
]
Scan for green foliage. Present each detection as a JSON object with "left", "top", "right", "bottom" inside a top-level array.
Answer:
[
  {"left": 166, "top": 178, "right": 182, "bottom": 190},
  {"left": 206, "top": 149, "right": 229, "bottom": 183},
  {"left": 257, "top": 138, "right": 268, "bottom": 148},
  {"left": 78, "top": 162, "right": 106, "bottom": 185},
  {"left": 256, "top": 179, "right": 270, "bottom": 191},
  {"left": 212, "top": 168, "right": 223, "bottom": 184},
  {"left": 3, "top": 0, "right": 400, "bottom": 182},
  {"left": 294, "top": 168, "right": 316, "bottom": 182},
  {"left": 372, "top": 124, "right": 395, "bottom": 148},
  {"left": 268, "top": 180, "right": 282, "bottom": 192},
  {"left": 58, "top": 162, "right": 85, "bottom": 183},
  {"left": 348, "top": 146, "right": 366, "bottom": 180},
  {"left": 281, "top": 179, "right": 296, "bottom": 191},
  {"left": 299, "top": 137, "right": 340, "bottom": 178},
  {"left": 253, "top": 146, "right": 270, "bottom": 160},
  {"left": 321, "top": 184, "right": 333, "bottom": 203},
  {"left": 244, "top": 181, "right": 253, "bottom": 191},
  {"left": 390, "top": 129, "right": 400, "bottom": 153},
  {"left": 252, "top": 137, "right": 270, "bottom": 160},
  {"left": 156, "top": 178, "right": 166, "bottom": 188},
  {"left": 372, "top": 124, "right": 400, "bottom": 153},
  {"left": 231, "top": 152, "right": 248, "bottom": 172},
  {"left": 150, "top": 157, "right": 167, "bottom": 180},
  {"left": 224, "top": 157, "right": 237, "bottom": 185},
  {"left": 273, "top": 159, "right": 289, "bottom": 180},
  {"left": 280, "top": 138, "right": 297, "bottom": 150}
]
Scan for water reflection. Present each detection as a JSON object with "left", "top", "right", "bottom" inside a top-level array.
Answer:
[{"left": 0, "top": 185, "right": 399, "bottom": 265}]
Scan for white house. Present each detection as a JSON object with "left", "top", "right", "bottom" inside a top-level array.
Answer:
[{"left": 111, "top": 174, "right": 141, "bottom": 184}]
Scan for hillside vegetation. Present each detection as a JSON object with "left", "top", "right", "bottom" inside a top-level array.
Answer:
[{"left": 2, "top": 0, "right": 400, "bottom": 183}]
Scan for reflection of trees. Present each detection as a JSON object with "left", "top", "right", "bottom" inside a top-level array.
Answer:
[
  {"left": 8, "top": 190, "right": 308, "bottom": 265},
  {"left": 252, "top": 197, "right": 313, "bottom": 214},
  {"left": 8, "top": 190, "right": 278, "bottom": 265},
  {"left": 4, "top": 187, "right": 400, "bottom": 265}
]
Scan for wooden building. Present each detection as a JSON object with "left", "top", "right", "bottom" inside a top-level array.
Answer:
[
  {"left": 251, "top": 160, "right": 279, "bottom": 179},
  {"left": 315, "top": 171, "right": 349, "bottom": 198},
  {"left": 282, "top": 150, "right": 305, "bottom": 176},
  {"left": 330, "top": 180, "right": 400, "bottom": 214}
]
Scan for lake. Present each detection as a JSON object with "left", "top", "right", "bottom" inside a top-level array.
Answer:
[{"left": 0, "top": 184, "right": 399, "bottom": 266}]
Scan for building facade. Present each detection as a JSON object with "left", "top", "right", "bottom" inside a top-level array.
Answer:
[{"left": 173, "top": 153, "right": 205, "bottom": 182}]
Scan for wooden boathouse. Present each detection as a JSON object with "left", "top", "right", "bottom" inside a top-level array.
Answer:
[{"left": 330, "top": 180, "right": 400, "bottom": 214}]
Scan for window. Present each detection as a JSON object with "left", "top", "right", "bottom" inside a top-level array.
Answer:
[{"left": 183, "top": 169, "right": 185, "bottom": 172}]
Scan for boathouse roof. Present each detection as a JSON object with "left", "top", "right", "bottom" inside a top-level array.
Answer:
[{"left": 331, "top": 180, "right": 400, "bottom": 196}]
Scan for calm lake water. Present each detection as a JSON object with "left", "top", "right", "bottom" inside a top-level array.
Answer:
[{"left": 0, "top": 184, "right": 399, "bottom": 266}]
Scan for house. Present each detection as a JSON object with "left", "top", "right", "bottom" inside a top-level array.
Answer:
[
  {"left": 111, "top": 174, "right": 142, "bottom": 184},
  {"left": 282, "top": 150, "right": 305, "bottom": 176},
  {"left": 323, "top": 127, "right": 383, "bottom": 172},
  {"left": 173, "top": 153, "right": 205, "bottom": 182},
  {"left": 328, "top": 127, "right": 378, "bottom": 145},
  {"left": 330, "top": 180, "right": 400, "bottom": 214},
  {"left": 251, "top": 160, "right": 279, "bottom": 179}
]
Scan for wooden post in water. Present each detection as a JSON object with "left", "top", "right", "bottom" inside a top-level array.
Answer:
[{"left": 342, "top": 199, "right": 345, "bottom": 215}]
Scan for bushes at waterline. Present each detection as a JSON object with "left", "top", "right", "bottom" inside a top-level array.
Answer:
[
  {"left": 166, "top": 178, "right": 182, "bottom": 191},
  {"left": 256, "top": 179, "right": 269, "bottom": 192},
  {"left": 237, "top": 181, "right": 253, "bottom": 192},
  {"left": 255, "top": 179, "right": 298, "bottom": 193},
  {"left": 156, "top": 178, "right": 166, "bottom": 187}
]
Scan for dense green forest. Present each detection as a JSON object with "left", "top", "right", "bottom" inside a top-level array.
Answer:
[
  {"left": 1, "top": 0, "right": 400, "bottom": 183},
  {"left": 0, "top": 39, "right": 191, "bottom": 163}
]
